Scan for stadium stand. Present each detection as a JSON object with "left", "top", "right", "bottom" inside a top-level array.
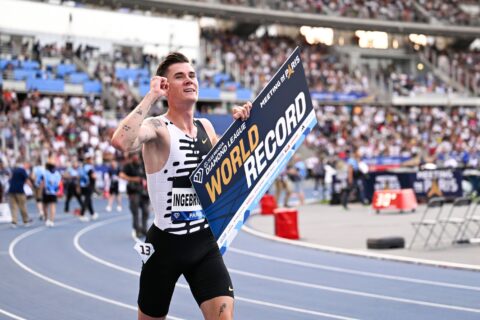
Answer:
[{"left": 1, "top": 0, "right": 479, "bottom": 202}]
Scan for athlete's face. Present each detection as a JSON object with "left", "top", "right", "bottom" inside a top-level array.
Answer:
[{"left": 165, "top": 62, "right": 198, "bottom": 105}]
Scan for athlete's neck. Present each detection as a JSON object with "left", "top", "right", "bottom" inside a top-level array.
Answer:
[{"left": 165, "top": 109, "right": 196, "bottom": 137}]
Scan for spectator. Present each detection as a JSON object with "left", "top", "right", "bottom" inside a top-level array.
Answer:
[
  {"left": 341, "top": 149, "right": 368, "bottom": 209},
  {"left": 41, "top": 158, "right": 62, "bottom": 227},
  {"left": 105, "top": 159, "right": 123, "bottom": 212},
  {"left": 275, "top": 168, "right": 293, "bottom": 207},
  {"left": 119, "top": 153, "right": 150, "bottom": 239},
  {"left": 79, "top": 154, "right": 98, "bottom": 222},
  {"left": 31, "top": 158, "right": 45, "bottom": 220},
  {"left": 63, "top": 159, "right": 83, "bottom": 214},
  {"left": 8, "top": 160, "right": 32, "bottom": 227}
]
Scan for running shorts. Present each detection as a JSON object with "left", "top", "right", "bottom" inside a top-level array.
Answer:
[{"left": 138, "top": 224, "right": 234, "bottom": 317}]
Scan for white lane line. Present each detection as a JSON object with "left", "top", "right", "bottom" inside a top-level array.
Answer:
[
  {"left": 75, "top": 218, "right": 480, "bottom": 316},
  {"left": 242, "top": 224, "right": 480, "bottom": 271},
  {"left": 0, "top": 308, "right": 27, "bottom": 320},
  {"left": 73, "top": 216, "right": 137, "bottom": 275},
  {"left": 8, "top": 220, "right": 184, "bottom": 320},
  {"left": 229, "top": 247, "right": 480, "bottom": 292},
  {"left": 229, "top": 268, "right": 480, "bottom": 314},
  {"left": 75, "top": 219, "right": 359, "bottom": 320}
]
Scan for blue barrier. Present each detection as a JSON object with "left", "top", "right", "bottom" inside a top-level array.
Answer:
[
  {"left": 22, "top": 60, "right": 40, "bottom": 70},
  {"left": 0, "top": 59, "right": 20, "bottom": 69},
  {"left": 13, "top": 69, "right": 39, "bottom": 80},
  {"left": 27, "top": 78, "right": 65, "bottom": 92},
  {"left": 139, "top": 84, "right": 149, "bottom": 97},
  {"left": 310, "top": 91, "right": 368, "bottom": 101},
  {"left": 236, "top": 88, "right": 252, "bottom": 100},
  {"left": 198, "top": 87, "right": 220, "bottom": 100},
  {"left": 57, "top": 64, "right": 76, "bottom": 77},
  {"left": 69, "top": 72, "right": 89, "bottom": 84},
  {"left": 83, "top": 80, "right": 102, "bottom": 94}
]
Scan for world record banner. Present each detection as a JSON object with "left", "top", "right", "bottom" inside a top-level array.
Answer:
[{"left": 190, "top": 47, "right": 317, "bottom": 254}]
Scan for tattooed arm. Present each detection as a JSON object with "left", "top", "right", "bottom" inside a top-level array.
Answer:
[{"left": 111, "top": 76, "right": 168, "bottom": 152}]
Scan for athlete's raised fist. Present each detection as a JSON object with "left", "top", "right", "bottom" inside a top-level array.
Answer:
[{"left": 150, "top": 76, "right": 169, "bottom": 98}]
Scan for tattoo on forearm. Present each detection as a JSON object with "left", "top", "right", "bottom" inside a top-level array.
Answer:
[
  {"left": 218, "top": 303, "right": 227, "bottom": 317},
  {"left": 135, "top": 108, "right": 143, "bottom": 116},
  {"left": 123, "top": 125, "right": 131, "bottom": 131}
]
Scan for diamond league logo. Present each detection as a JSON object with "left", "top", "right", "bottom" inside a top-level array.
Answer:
[
  {"left": 173, "top": 212, "right": 180, "bottom": 219},
  {"left": 193, "top": 168, "right": 204, "bottom": 183}
]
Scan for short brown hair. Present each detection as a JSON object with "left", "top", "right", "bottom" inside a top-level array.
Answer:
[{"left": 155, "top": 52, "right": 190, "bottom": 77}]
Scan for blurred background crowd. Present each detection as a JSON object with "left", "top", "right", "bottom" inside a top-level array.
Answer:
[{"left": 0, "top": 0, "right": 479, "bottom": 210}]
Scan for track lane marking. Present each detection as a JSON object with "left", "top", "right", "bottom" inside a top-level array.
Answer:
[
  {"left": 242, "top": 224, "right": 480, "bottom": 271},
  {"left": 229, "top": 247, "right": 480, "bottom": 291},
  {"left": 8, "top": 219, "right": 184, "bottom": 320},
  {"left": 75, "top": 218, "right": 480, "bottom": 316},
  {"left": 74, "top": 218, "right": 359, "bottom": 320},
  {"left": 0, "top": 308, "right": 27, "bottom": 320}
]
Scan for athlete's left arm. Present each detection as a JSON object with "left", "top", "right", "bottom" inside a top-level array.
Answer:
[{"left": 200, "top": 101, "right": 252, "bottom": 146}]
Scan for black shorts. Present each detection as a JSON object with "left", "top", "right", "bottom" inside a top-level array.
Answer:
[
  {"left": 138, "top": 225, "right": 234, "bottom": 317},
  {"left": 109, "top": 181, "right": 119, "bottom": 195},
  {"left": 42, "top": 194, "right": 57, "bottom": 204}
]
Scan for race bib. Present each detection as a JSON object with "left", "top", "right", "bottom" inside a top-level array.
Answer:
[
  {"left": 171, "top": 176, "right": 205, "bottom": 222},
  {"left": 133, "top": 242, "right": 155, "bottom": 264}
]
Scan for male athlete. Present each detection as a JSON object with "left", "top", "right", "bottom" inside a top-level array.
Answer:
[{"left": 112, "top": 52, "right": 251, "bottom": 320}]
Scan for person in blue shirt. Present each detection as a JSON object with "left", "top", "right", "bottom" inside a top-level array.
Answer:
[
  {"left": 41, "top": 158, "right": 62, "bottom": 227},
  {"left": 8, "top": 160, "right": 33, "bottom": 227}
]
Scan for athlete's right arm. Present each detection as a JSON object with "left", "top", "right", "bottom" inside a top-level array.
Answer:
[{"left": 111, "top": 76, "right": 169, "bottom": 152}]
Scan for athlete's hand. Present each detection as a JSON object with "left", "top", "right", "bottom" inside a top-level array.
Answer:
[
  {"left": 232, "top": 101, "right": 252, "bottom": 121},
  {"left": 150, "top": 76, "right": 169, "bottom": 99}
]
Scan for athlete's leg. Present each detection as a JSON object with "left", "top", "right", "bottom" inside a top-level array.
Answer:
[
  {"left": 138, "top": 226, "right": 180, "bottom": 319},
  {"left": 186, "top": 234, "right": 234, "bottom": 319},
  {"left": 200, "top": 296, "right": 234, "bottom": 320}
]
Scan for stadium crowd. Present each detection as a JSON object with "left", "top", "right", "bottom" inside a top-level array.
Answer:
[
  {"left": 306, "top": 103, "right": 480, "bottom": 168},
  {"left": 200, "top": 30, "right": 369, "bottom": 95},
  {"left": 420, "top": 43, "right": 480, "bottom": 95},
  {"left": 1, "top": 22, "right": 479, "bottom": 217},
  {"left": 201, "top": 0, "right": 479, "bottom": 25}
]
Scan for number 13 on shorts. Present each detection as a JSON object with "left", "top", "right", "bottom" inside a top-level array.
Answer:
[{"left": 134, "top": 242, "right": 155, "bottom": 263}]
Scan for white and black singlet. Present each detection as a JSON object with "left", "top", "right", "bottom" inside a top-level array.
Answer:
[{"left": 147, "top": 115, "right": 211, "bottom": 234}]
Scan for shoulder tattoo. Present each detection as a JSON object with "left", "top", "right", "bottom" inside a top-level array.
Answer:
[{"left": 149, "top": 118, "right": 164, "bottom": 129}]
